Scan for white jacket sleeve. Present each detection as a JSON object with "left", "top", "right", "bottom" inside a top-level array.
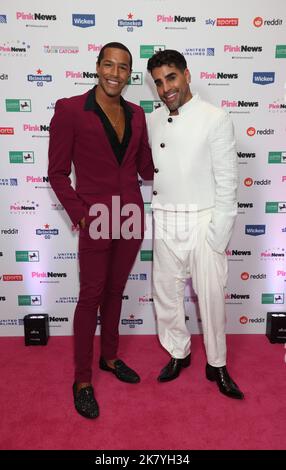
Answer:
[{"left": 206, "top": 112, "right": 238, "bottom": 253}]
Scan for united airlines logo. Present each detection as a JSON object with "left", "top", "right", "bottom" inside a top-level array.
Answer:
[
  {"left": 253, "top": 72, "right": 275, "bottom": 85},
  {"left": 72, "top": 14, "right": 95, "bottom": 28}
]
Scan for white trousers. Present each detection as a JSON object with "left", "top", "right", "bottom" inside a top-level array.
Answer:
[{"left": 153, "top": 209, "right": 228, "bottom": 367}]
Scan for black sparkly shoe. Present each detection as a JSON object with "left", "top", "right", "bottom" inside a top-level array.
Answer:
[
  {"left": 99, "top": 357, "right": 140, "bottom": 383},
  {"left": 206, "top": 364, "right": 244, "bottom": 400},
  {"left": 72, "top": 383, "right": 99, "bottom": 419},
  {"left": 157, "top": 354, "right": 191, "bottom": 382}
]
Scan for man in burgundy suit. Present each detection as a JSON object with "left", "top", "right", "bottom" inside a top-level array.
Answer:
[{"left": 48, "top": 42, "right": 154, "bottom": 419}]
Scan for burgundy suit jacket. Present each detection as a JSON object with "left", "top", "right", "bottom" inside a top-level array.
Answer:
[{"left": 48, "top": 89, "right": 154, "bottom": 226}]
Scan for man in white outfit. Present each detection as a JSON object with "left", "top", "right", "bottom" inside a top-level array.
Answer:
[{"left": 147, "top": 50, "right": 244, "bottom": 399}]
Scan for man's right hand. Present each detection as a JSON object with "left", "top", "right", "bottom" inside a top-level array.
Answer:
[{"left": 79, "top": 217, "right": 86, "bottom": 229}]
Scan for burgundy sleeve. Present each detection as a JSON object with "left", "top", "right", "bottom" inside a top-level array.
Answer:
[
  {"left": 137, "top": 108, "right": 154, "bottom": 181},
  {"left": 48, "top": 99, "right": 87, "bottom": 226}
]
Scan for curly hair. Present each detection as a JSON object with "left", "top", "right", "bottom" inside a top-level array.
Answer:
[{"left": 147, "top": 49, "right": 187, "bottom": 73}]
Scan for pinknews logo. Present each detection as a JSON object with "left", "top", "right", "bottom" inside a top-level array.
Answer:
[
  {"left": 23, "top": 124, "right": 49, "bottom": 132},
  {"left": 156, "top": 15, "right": 196, "bottom": 23},
  {"left": 221, "top": 100, "right": 258, "bottom": 108},
  {"left": 200, "top": 72, "right": 238, "bottom": 80},
  {"left": 31, "top": 272, "right": 67, "bottom": 278},
  {"left": 65, "top": 71, "right": 97, "bottom": 79},
  {"left": 16, "top": 12, "right": 57, "bottom": 21},
  {"left": 88, "top": 44, "right": 102, "bottom": 52},
  {"left": 224, "top": 45, "right": 262, "bottom": 53}
]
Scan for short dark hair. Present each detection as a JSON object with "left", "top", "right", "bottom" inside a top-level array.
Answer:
[
  {"left": 147, "top": 49, "right": 187, "bottom": 73},
  {"left": 97, "top": 42, "right": 132, "bottom": 70}
]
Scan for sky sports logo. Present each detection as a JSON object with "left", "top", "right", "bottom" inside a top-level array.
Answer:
[
  {"left": 1, "top": 274, "right": 23, "bottom": 281},
  {"left": 253, "top": 72, "right": 275, "bottom": 85},
  {"left": 0, "top": 128, "right": 14, "bottom": 135},
  {"left": 205, "top": 18, "right": 238, "bottom": 26},
  {"left": 72, "top": 14, "right": 95, "bottom": 28}
]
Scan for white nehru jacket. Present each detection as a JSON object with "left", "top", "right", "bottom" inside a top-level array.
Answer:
[{"left": 147, "top": 94, "right": 238, "bottom": 253}]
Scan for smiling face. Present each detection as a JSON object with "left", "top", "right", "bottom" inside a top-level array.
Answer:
[
  {"left": 96, "top": 47, "right": 131, "bottom": 98},
  {"left": 151, "top": 64, "right": 192, "bottom": 114}
]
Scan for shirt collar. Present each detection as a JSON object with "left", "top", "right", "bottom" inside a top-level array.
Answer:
[
  {"left": 84, "top": 85, "right": 133, "bottom": 118},
  {"left": 162, "top": 93, "right": 200, "bottom": 116}
]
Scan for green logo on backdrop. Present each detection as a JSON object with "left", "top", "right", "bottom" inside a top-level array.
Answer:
[
  {"left": 128, "top": 72, "right": 143, "bottom": 85},
  {"left": 140, "top": 101, "right": 162, "bottom": 113},
  {"left": 262, "top": 293, "right": 284, "bottom": 304},
  {"left": 265, "top": 202, "right": 286, "bottom": 213},
  {"left": 6, "top": 99, "right": 32, "bottom": 112},
  {"left": 144, "top": 203, "right": 152, "bottom": 213},
  {"left": 18, "top": 295, "right": 41, "bottom": 306},
  {"left": 16, "top": 251, "right": 39, "bottom": 262},
  {"left": 9, "top": 151, "right": 34, "bottom": 164},
  {"left": 140, "top": 250, "right": 153, "bottom": 261},
  {"left": 268, "top": 151, "right": 286, "bottom": 163},
  {"left": 140, "top": 45, "right": 165, "bottom": 58},
  {"left": 275, "top": 45, "right": 286, "bottom": 58}
]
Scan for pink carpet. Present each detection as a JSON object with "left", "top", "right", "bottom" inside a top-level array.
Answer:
[{"left": 0, "top": 335, "right": 285, "bottom": 450}]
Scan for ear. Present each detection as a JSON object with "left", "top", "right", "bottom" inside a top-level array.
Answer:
[{"left": 185, "top": 68, "right": 191, "bottom": 84}]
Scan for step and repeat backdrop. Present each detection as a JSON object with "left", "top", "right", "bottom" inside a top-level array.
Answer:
[{"left": 0, "top": 0, "right": 285, "bottom": 336}]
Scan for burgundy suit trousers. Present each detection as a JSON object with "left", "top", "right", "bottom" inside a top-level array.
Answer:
[{"left": 74, "top": 224, "right": 142, "bottom": 383}]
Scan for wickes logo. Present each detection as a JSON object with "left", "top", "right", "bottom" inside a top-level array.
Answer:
[
  {"left": 245, "top": 225, "right": 266, "bottom": 236},
  {"left": 72, "top": 14, "right": 95, "bottom": 28},
  {"left": 253, "top": 72, "right": 275, "bottom": 85}
]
